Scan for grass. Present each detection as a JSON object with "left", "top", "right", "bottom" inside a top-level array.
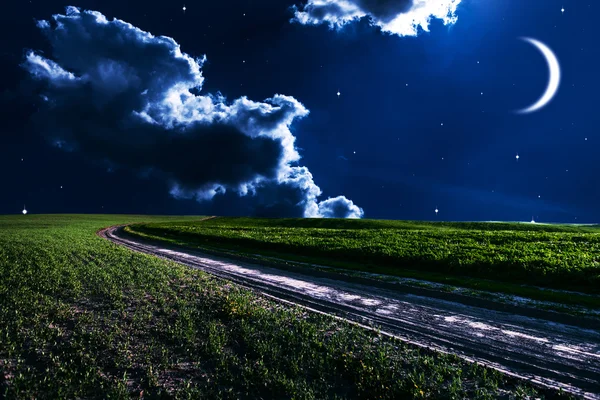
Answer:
[
  {"left": 125, "top": 217, "right": 600, "bottom": 309},
  {"left": 0, "top": 214, "right": 570, "bottom": 399}
]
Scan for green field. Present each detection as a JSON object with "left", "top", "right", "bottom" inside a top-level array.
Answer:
[
  {"left": 126, "top": 217, "right": 600, "bottom": 308},
  {"left": 0, "top": 214, "right": 567, "bottom": 399}
]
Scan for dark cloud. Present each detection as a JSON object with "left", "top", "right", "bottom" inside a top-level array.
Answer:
[
  {"left": 293, "top": 0, "right": 462, "bottom": 37},
  {"left": 22, "top": 6, "right": 363, "bottom": 218},
  {"left": 354, "top": 0, "right": 413, "bottom": 23}
]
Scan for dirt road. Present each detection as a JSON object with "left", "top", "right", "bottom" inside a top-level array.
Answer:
[{"left": 100, "top": 225, "right": 600, "bottom": 399}]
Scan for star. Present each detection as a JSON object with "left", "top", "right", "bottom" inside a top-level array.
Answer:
[
  {"left": 435, "top": 208, "right": 439, "bottom": 215},
  {"left": 480, "top": 92, "right": 484, "bottom": 95},
  {"left": 353, "top": 151, "right": 356, "bottom": 154},
  {"left": 561, "top": 6, "right": 565, "bottom": 13},
  {"left": 337, "top": 90, "right": 340, "bottom": 97},
  {"left": 182, "top": 5, "right": 187, "bottom": 13},
  {"left": 60, "top": 186, "right": 63, "bottom": 189},
  {"left": 515, "top": 154, "right": 520, "bottom": 161}
]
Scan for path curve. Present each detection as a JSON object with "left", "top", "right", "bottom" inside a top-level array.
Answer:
[{"left": 99, "top": 225, "right": 600, "bottom": 399}]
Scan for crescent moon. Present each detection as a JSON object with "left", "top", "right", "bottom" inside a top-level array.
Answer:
[{"left": 516, "top": 37, "right": 561, "bottom": 114}]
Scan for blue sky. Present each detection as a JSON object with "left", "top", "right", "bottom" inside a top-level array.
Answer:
[{"left": 1, "top": 0, "right": 598, "bottom": 221}]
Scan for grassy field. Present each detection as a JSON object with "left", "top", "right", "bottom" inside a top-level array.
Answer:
[
  {"left": 126, "top": 217, "right": 600, "bottom": 308},
  {"left": 0, "top": 214, "right": 566, "bottom": 399}
]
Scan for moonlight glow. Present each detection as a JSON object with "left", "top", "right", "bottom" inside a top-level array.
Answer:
[{"left": 516, "top": 38, "right": 561, "bottom": 114}]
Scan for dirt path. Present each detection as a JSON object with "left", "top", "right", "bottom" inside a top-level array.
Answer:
[{"left": 100, "top": 225, "right": 600, "bottom": 399}]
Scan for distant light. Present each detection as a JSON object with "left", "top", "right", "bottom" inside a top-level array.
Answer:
[
  {"left": 22, "top": 209, "right": 27, "bottom": 215},
  {"left": 435, "top": 208, "right": 439, "bottom": 214}
]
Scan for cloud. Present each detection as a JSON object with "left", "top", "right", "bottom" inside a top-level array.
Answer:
[
  {"left": 292, "top": 0, "right": 462, "bottom": 37},
  {"left": 22, "top": 6, "right": 363, "bottom": 218},
  {"left": 317, "top": 196, "right": 365, "bottom": 218}
]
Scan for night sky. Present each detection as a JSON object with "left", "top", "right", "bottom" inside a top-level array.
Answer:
[{"left": 1, "top": 0, "right": 598, "bottom": 222}]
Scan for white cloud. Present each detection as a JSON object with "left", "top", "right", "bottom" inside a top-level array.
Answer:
[
  {"left": 293, "top": 0, "right": 462, "bottom": 37},
  {"left": 23, "top": 52, "right": 78, "bottom": 84},
  {"left": 317, "top": 196, "right": 365, "bottom": 218}
]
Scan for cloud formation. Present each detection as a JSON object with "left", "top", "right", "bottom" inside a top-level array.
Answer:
[
  {"left": 23, "top": 6, "right": 363, "bottom": 218},
  {"left": 318, "top": 196, "right": 364, "bottom": 218},
  {"left": 292, "top": 0, "right": 462, "bottom": 37}
]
